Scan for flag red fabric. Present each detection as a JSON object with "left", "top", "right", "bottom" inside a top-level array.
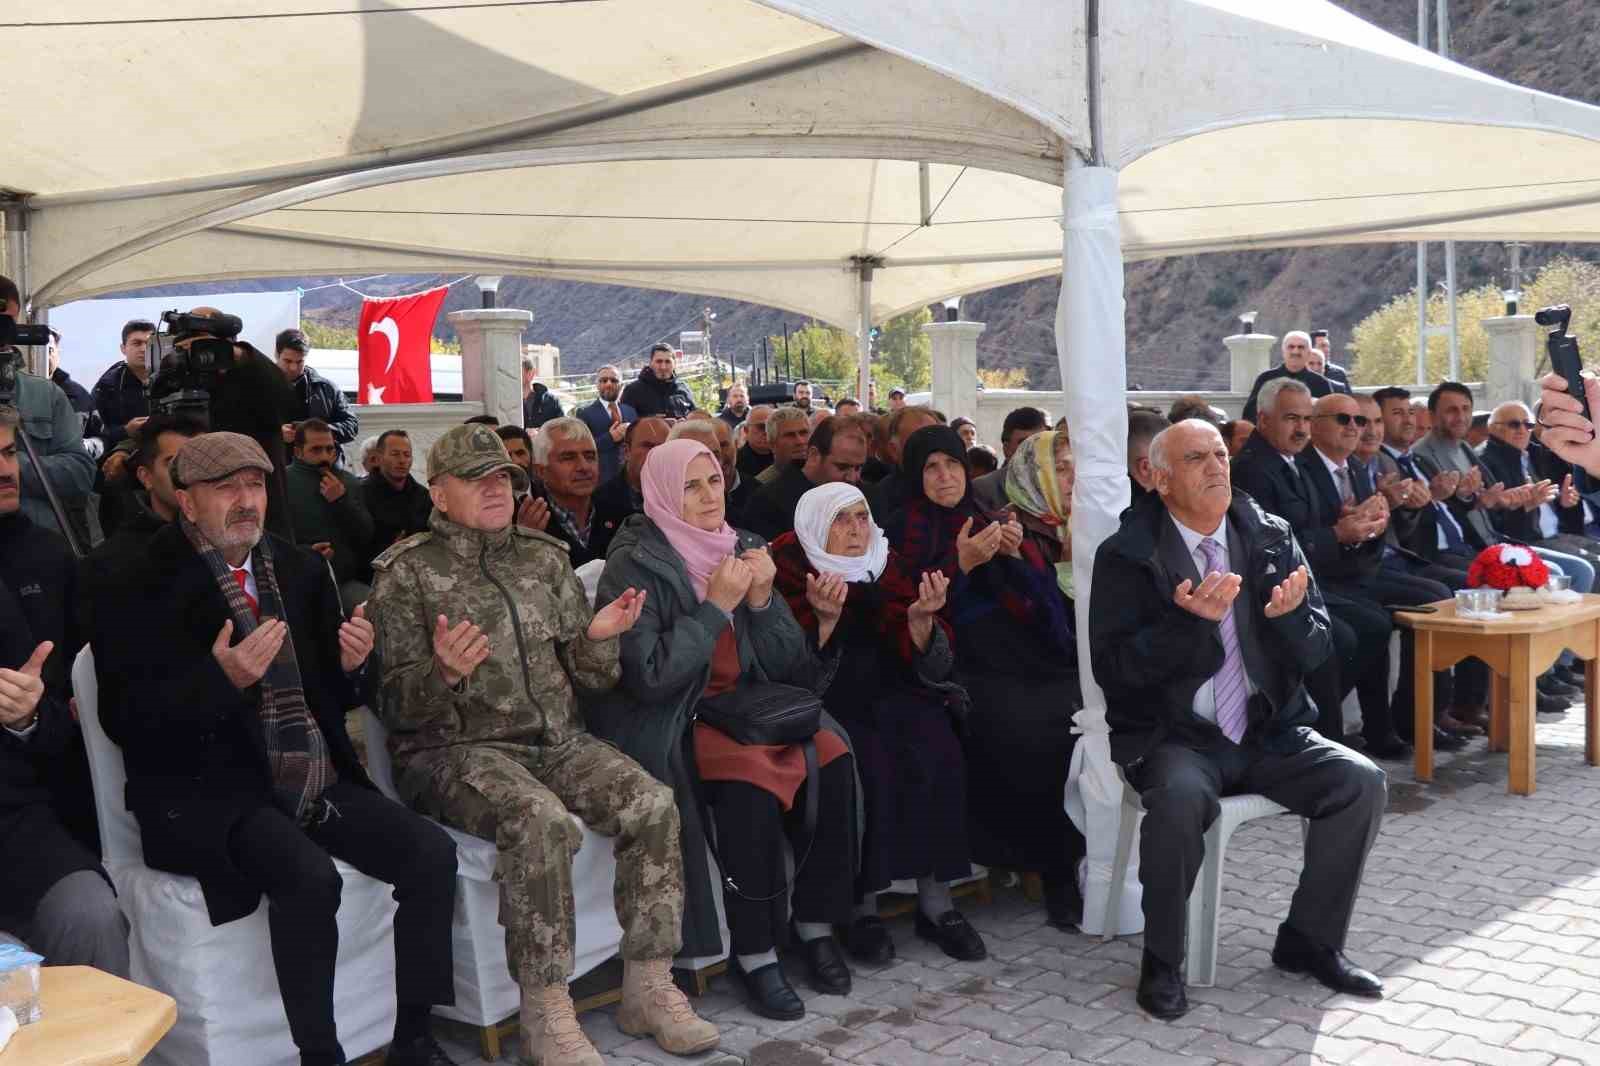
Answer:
[{"left": 357, "top": 287, "right": 447, "bottom": 404}]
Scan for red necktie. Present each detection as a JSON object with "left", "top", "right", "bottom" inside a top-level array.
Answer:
[
  {"left": 608, "top": 401, "right": 621, "bottom": 424},
  {"left": 232, "top": 568, "right": 260, "bottom": 620}
]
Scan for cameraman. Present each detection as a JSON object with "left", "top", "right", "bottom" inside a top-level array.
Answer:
[
  {"left": 158, "top": 306, "right": 296, "bottom": 538},
  {"left": 275, "top": 329, "right": 359, "bottom": 459},
  {"left": 0, "top": 276, "right": 95, "bottom": 541}
]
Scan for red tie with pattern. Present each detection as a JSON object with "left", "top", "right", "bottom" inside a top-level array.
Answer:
[{"left": 232, "top": 568, "right": 260, "bottom": 620}]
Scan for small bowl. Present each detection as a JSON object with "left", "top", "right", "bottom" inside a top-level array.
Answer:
[
  {"left": 1548, "top": 574, "right": 1573, "bottom": 593},
  {"left": 1456, "top": 588, "right": 1501, "bottom": 617}
]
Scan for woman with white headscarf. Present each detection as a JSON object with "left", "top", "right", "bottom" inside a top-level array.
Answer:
[{"left": 771, "top": 483, "right": 984, "bottom": 966}]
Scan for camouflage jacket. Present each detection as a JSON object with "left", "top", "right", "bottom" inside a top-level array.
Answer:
[{"left": 369, "top": 511, "right": 620, "bottom": 757}]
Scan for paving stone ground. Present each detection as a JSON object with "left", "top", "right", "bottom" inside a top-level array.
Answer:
[{"left": 438, "top": 708, "right": 1600, "bottom": 1065}]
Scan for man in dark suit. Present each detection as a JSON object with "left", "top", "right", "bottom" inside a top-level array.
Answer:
[
  {"left": 1091, "top": 418, "right": 1385, "bottom": 1021},
  {"left": 575, "top": 364, "right": 635, "bottom": 484},
  {"left": 1241, "top": 331, "right": 1333, "bottom": 423},
  {"left": 88, "top": 432, "right": 459, "bottom": 1066},
  {"left": 1480, "top": 401, "right": 1600, "bottom": 567},
  {"left": 1309, "top": 331, "right": 1352, "bottom": 393}
]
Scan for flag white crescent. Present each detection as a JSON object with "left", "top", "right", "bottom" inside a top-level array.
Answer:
[{"left": 369, "top": 316, "right": 401, "bottom": 374}]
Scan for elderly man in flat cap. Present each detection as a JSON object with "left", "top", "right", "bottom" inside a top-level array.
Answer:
[
  {"left": 88, "top": 431, "right": 461, "bottom": 1066},
  {"left": 369, "top": 423, "right": 718, "bottom": 1066}
]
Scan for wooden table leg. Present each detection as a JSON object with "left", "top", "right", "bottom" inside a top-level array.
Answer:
[
  {"left": 1510, "top": 634, "right": 1536, "bottom": 796},
  {"left": 1414, "top": 629, "right": 1435, "bottom": 782},
  {"left": 1587, "top": 631, "right": 1599, "bottom": 768},
  {"left": 1490, "top": 672, "right": 1510, "bottom": 753}
]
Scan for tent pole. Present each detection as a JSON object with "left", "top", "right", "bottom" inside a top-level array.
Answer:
[
  {"left": 1416, "top": 244, "right": 1428, "bottom": 386},
  {"left": 2, "top": 202, "right": 43, "bottom": 377},
  {"left": 853, "top": 257, "right": 881, "bottom": 403}
]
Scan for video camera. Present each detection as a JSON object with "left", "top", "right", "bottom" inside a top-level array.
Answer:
[
  {"left": 148, "top": 308, "right": 243, "bottom": 420},
  {"left": 0, "top": 313, "right": 50, "bottom": 350},
  {"left": 1536, "top": 304, "right": 1588, "bottom": 423}
]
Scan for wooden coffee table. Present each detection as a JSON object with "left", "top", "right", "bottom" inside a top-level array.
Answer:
[
  {"left": 1, "top": 966, "right": 176, "bottom": 1065},
  {"left": 1395, "top": 594, "right": 1600, "bottom": 795}
]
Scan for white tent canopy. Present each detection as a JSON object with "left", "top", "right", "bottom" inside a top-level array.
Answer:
[{"left": 12, "top": 0, "right": 1600, "bottom": 727}]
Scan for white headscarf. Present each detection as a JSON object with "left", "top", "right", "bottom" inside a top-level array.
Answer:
[{"left": 793, "top": 483, "right": 890, "bottom": 583}]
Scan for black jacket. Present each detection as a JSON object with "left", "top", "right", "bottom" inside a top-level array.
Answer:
[
  {"left": 523, "top": 383, "right": 563, "bottom": 429},
  {"left": 51, "top": 368, "right": 94, "bottom": 415},
  {"left": 211, "top": 345, "right": 298, "bottom": 539},
  {"left": 89, "top": 362, "right": 151, "bottom": 449},
  {"left": 741, "top": 462, "right": 820, "bottom": 542},
  {"left": 89, "top": 526, "right": 372, "bottom": 924},
  {"left": 736, "top": 443, "right": 774, "bottom": 481},
  {"left": 287, "top": 365, "right": 359, "bottom": 446},
  {"left": 1241, "top": 365, "right": 1333, "bottom": 423},
  {"left": 1477, "top": 435, "right": 1591, "bottom": 542},
  {"left": 1090, "top": 490, "right": 1332, "bottom": 767},
  {"left": 619, "top": 366, "right": 695, "bottom": 420},
  {"left": 541, "top": 494, "right": 626, "bottom": 568},
  {"left": 592, "top": 471, "right": 643, "bottom": 524},
  {"left": 363, "top": 474, "right": 435, "bottom": 551},
  {"left": 1231, "top": 433, "right": 1379, "bottom": 586}
]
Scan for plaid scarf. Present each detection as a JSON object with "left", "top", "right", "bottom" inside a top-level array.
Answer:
[{"left": 180, "top": 518, "right": 336, "bottom": 825}]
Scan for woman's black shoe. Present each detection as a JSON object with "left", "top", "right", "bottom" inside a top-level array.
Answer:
[
  {"left": 914, "top": 909, "right": 988, "bottom": 961},
  {"left": 730, "top": 957, "right": 805, "bottom": 1020},
  {"left": 794, "top": 932, "right": 852, "bottom": 995},
  {"left": 1042, "top": 872, "right": 1083, "bottom": 931},
  {"left": 841, "top": 915, "right": 896, "bottom": 964}
]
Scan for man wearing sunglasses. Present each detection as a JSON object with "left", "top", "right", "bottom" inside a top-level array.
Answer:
[
  {"left": 1480, "top": 401, "right": 1600, "bottom": 571},
  {"left": 575, "top": 364, "right": 635, "bottom": 484}
]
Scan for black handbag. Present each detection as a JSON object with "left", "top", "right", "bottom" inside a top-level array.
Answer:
[{"left": 694, "top": 682, "right": 822, "bottom": 746}]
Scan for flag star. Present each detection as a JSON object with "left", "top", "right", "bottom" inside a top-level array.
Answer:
[{"left": 368, "top": 385, "right": 385, "bottom": 405}]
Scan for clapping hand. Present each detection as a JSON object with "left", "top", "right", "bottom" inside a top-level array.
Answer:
[
  {"left": 587, "top": 588, "right": 647, "bottom": 640},
  {"left": 0, "top": 642, "right": 52, "bottom": 726},
  {"left": 338, "top": 604, "right": 374, "bottom": 673},
  {"left": 955, "top": 517, "right": 1004, "bottom": 573},
  {"left": 1525, "top": 479, "right": 1558, "bottom": 510},
  {"left": 1561, "top": 473, "right": 1581, "bottom": 509},
  {"left": 1428, "top": 470, "right": 1461, "bottom": 503},
  {"left": 1173, "top": 571, "right": 1243, "bottom": 622},
  {"left": 1263, "top": 565, "right": 1310, "bottom": 619},
  {"left": 213, "top": 618, "right": 288, "bottom": 691},
  {"left": 432, "top": 615, "right": 490, "bottom": 688}
]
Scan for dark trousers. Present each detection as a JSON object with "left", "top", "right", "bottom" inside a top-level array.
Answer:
[
  {"left": 1385, "top": 560, "right": 1489, "bottom": 714},
  {"left": 1307, "top": 612, "right": 1358, "bottom": 744},
  {"left": 226, "top": 781, "right": 457, "bottom": 1066},
  {"left": 706, "top": 756, "right": 856, "bottom": 956},
  {"left": 1133, "top": 733, "right": 1386, "bottom": 969},
  {"left": 1321, "top": 591, "right": 1395, "bottom": 743}
]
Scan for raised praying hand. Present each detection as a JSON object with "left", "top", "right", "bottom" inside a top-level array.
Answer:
[
  {"left": 587, "top": 588, "right": 647, "bottom": 640},
  {"left": 805, "top": 572, "right": 848, "bottom": 624},
  {"left": 1172, "top": 571, "right": 1242, "bottom": 622},
  {"left": 433, "top": 615, "right": 490, "bottom": 688},
  {"left": 338, "top": 604, "right": 374, "bottom": 673},
  {"left": 213, "top": 618, "right": 288, "bottom": 691},
  {"left": 1263, "top": 565, "right": 1310, "bottom": 619}
]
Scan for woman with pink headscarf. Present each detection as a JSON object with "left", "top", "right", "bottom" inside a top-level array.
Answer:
[{"left": 594, "top": 439, "right": 858, "bottom": 1023}]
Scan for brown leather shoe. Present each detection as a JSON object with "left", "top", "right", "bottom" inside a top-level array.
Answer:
[
  {"left": 1436, "top": 712, "right": 1482, "bottom": 737},
  {"left": 1450, "top": 704, "right": 1489, "bottom": 728}
]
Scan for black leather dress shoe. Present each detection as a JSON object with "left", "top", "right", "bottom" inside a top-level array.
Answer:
[
  {"left": 914, "top": 909, "right": 988, "bottom": 961},
  {"left": 1432, "top": 727, "right": 1468, "bottom": 752},
  {"left": 1271, "top": 923, "right": 1383, "bottom": 998},
  {"left": 387, "top": 1035, "right": 460, "bottom": 1066},
  {"left": 1539, "top": 673, "right": 1583, "bottom": 699},
  {"left": 1042, "top": 871, "right": 1084, "bottom": 931},
  {"left": 1555, "top": 664, "right": 1586, "bottom": 689},
  {"left": 1136, "top": 948, "right": 1189, "bottom": 1020},
  {"left": 1363, "top": 734, "right": 1412, "bottom": 760},
  {"left": 794, "top": 931, "right": 852, "bottom": 995},
  {"left": 841, "top": 915, "right": 896, "bottom": 964},
  {"left": 1538, "top": 691, "right": 1570, "bottom": 716},
  {"left": 731, "top": 956, "right": 805, "bottom": 1020}
]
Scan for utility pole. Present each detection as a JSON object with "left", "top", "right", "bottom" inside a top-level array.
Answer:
[{"left": 1416, "top": 0, "right": 1459, "bottom": 382}]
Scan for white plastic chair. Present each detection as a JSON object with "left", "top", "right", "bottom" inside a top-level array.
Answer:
[
  {"left": 73, "top": 648, "right": 398, "bottom": 1066},
  {"left": 1104, "top": 775, "right": 1295, "bottom": 988}
]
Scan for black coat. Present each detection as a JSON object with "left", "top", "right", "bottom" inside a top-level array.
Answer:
[
  {"left": 1090, "top": 490, "right": 1332, "bottom": 767},
  {"left": 51, "top": 369, "right": 94, "bottom": 415},
  {"left": 523, "top": 384, "right": 564, "bottom": 429},
  {"left": 363, "top": 474, "right": 435, "bottom": 551},
  {"left": 1477, "top": 436, "right": 1590, "bottom": 542},
  {"left": 88, "top": 525, "right": 372, "bottom": 925},
  {"left": 89, "top": 362, "right": 151, "bottom": 449},
  {"left": 288, "top": 365, "right": 360, "bottom": 446},
  {"left": 1231, "top": 433, "right": 1381, "bottom": 586},
  {"left": 619, "top": 366, "right": 695, "bottom": 420},
  {"left": 736, "top": 443, "right": 774, "bottom": 481},
  {"left": 211, "top": 345, "right": 298, "bottom": 540}
]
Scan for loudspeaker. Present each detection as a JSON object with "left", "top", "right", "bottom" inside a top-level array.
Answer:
[{"left": 749, "top": 383, "right": 795, "bottom": 405}]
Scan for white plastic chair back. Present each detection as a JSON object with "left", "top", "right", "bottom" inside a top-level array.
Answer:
[{"left": 71, "top": 647, "right": 142, "bottom": 864}]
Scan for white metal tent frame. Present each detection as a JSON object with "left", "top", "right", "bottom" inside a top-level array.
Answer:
[{"left": 13, "top": 0, "right": 1600, "bottom": 724}]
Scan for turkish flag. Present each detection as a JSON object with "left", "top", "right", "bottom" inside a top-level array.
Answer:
[{"left": 357, "top": 287, "right": 447, "bottom": 404}]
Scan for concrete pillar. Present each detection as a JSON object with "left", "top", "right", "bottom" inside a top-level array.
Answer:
[
  {"left": 924, "top": 319, "right": 986, "bottom": 421},
  {"left": 1224, "top": 332, "right": 1278, "bottom": 395},
  {"left": 1482, "top": 314, "right": 1539, "bottom": 408},
  {"left": 450, "top": 308, "right": 531, "bottom": 427}
]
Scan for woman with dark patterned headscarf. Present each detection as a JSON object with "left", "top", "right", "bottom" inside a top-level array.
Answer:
[{"left": 884, "top": 425, "right": 1086, "bottom": 929}]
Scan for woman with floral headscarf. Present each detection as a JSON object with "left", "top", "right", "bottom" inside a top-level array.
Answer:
[
  {"left": 771, "top": 483, "right": 984, "bottom": 966},
  {"left": 1005, "top": 429, "right": 1076, "bottom": 600},
  {"left": 884, "top": 424, "right": 1086, "bottom": 930},
  {"left": 596, "top": 439, "right": 858, "bottom": 1023}
]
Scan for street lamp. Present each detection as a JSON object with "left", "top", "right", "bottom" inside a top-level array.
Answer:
[
  {"left": 475, "top": 275, "right": 503, "bottom": 309},
  {"left": 1238, "top": 311, "right": 1258, "bottom": 334},
  {"left": 943, "top": 296, "right": 961, "bottom": 323}
]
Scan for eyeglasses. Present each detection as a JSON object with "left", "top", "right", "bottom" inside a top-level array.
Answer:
[
  {"left": 1315, "top": 413, "right": 1370, "bottom": 427},
  {"left": 1494, "top": 420, "right": 1537, "bottom": 431}
]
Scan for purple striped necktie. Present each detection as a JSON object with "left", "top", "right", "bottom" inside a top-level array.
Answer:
[{"left": 1198, "top": 537, "right": 1248, "bottom": 743}]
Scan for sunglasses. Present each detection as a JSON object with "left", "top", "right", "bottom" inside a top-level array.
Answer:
[
  {"left": 1315, "top": 413, "right": 1370, "bottom": 427},
  {"left": 1495, "top": 420, "right": 1537, "bottom": 431}
]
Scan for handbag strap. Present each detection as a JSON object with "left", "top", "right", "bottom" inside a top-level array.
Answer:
[{"left": 698, "top": 740, "right": 819, "bottom": 905}]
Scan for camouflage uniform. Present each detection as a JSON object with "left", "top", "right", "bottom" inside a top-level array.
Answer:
[{"left": 369, "top": 424, "right": 683, "bottom": 988}]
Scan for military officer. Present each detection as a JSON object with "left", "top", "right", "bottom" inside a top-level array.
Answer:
[{"left": 368, "top": 424, "right": 718, "bottom": 1066}]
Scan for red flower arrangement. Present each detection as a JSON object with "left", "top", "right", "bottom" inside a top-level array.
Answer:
[{"left": 1466, "top": 543, "right": 1549, "bottom": 592}]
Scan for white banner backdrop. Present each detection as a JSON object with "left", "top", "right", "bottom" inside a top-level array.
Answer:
[{"left": 47, "top": 290, "right": 302, "bottom": 386}]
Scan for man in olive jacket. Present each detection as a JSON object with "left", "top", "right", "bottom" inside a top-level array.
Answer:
[
  {"left": 369, "top": 423, "right": 717, "bottom": 1066},
  {"left": 1090, "top": 419, "right": 1386, "bottom": 1023}
]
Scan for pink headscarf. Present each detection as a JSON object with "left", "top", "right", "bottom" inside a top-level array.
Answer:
[{"left": 641, "top": 438, "right": 739, "bottom": 601}]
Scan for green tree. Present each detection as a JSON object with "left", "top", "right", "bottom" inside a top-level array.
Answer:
[
  {"left": 1350, "top": 257, "right": 1600, "bottom": 386},
  {"left": 766, "top": 310, "right": 932, "bottom": 397},
  {"left": 298, "top": 317, "right": 460, "bottom": 354},
  {"left": 876, "top": 308, "right": 933, "bottom": 391}
]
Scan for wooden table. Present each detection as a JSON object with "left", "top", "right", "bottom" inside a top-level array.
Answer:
[
  {"left": 1395, "top": 594, "right": 1600, "bottom": 795},
  {"left": 1, "top": 966, "right": 175, "bottom": 1065}
]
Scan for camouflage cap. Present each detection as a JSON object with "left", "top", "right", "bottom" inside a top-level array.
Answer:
[
  {"left": 173, "top": 432, "right": 273, "bottom": 487},
  {"left": 427, "top": 423, "right": 530, "bottom": 491}
]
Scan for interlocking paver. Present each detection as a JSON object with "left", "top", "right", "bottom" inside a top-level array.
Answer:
[{"left": 432, "top": 716, "right": 1600, "bottom": 1065}]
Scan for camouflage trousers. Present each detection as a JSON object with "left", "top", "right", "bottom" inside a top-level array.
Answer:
[{"left": 396, "top": 733, "right": 683, "bottom": 988}]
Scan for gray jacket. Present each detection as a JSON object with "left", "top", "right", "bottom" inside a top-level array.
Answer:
[
  {"left": 11, "top": 371, "right": 94, "bottom": 538},
  {"left": 591, "top": 514, "right": 862, "bottom": 957},
  {"left": 1409, "top": 431, "right": 1497, "bottom": 548}
]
